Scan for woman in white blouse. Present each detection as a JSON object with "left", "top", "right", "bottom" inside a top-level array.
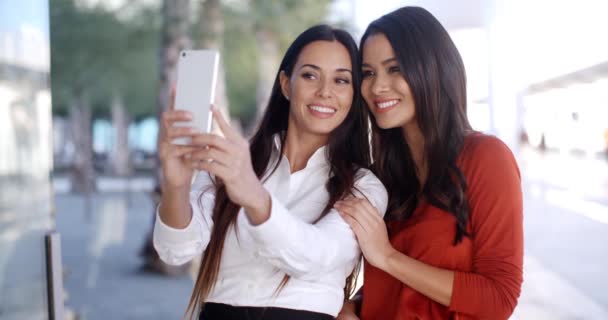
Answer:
[{"left": 154, "top": 24, "right": 388, "bottom": 320}]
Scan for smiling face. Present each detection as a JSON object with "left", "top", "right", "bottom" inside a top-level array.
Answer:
[
  {"left": 280, "top": 40, "right": 354, "bottom": 139},
  {"left": 361, "top": 33, "right": 416, "bottom": 131}
]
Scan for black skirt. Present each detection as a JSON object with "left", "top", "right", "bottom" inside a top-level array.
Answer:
[{"left": 199, "top": 302, "right": 334, "bottom": 320}]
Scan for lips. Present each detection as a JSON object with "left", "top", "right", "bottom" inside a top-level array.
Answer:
[
  {"left": 373, "top": 99, "right": 399, "bottom": 113},
  {"left": 307, "top": 104, "right": 337, "bottom": 118}
]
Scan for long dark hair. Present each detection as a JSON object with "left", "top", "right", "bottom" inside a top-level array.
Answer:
[
  {"left": 185, "top": 24, "right": 370, "bottom": 319},
  {"left": 361, "top": 7, "right": 472, "bottom": 245}
]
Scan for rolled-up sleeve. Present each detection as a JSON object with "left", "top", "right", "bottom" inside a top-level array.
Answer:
[
  {"left": 244, "top": 169, "right": 388, "bottom": 278},
  {"left": 153, "top": 172, "right": 216, "bottom": 266}
]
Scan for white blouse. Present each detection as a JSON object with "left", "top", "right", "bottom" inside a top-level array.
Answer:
[{"left": 153, "top": 139, "right": 388, "bottom": 317}]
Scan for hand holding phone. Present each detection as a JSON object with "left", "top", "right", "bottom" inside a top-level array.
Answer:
[{"left": 172, "top": 50, "right": 220, "bottom": 145}]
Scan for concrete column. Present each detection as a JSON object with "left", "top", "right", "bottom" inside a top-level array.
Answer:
[{"left": 484, "top": 0, "right": 525, "bottom": 153}]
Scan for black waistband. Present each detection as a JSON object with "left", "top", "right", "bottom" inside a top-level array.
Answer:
[{"left": 199, "top": 302, "right": 334, "bottom": 320}]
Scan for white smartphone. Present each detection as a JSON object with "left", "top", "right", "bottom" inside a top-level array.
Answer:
[{"left": 172, "top": 49, "right": 220, "bottom": 145}]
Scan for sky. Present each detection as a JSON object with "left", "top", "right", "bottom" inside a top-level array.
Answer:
[{"left": 0, "top": 0, "right": 49, "bottom": 36}]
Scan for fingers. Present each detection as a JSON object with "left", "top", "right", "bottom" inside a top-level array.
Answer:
[
  {"left": 354, "top": 197, "right": 382, "bottom": 217},
  {"left": 160, "top": 111, "right": 194, "bottom": 141},
  {"left": 166, "top": 126, "right": 199, "bottom": 140},
  {"left": 171, "top": 145, "right": 197, "bottom": 157},
  {"left": 211, "top": 106, "right": 240, "bottom": 141},
  {"left": 190, "top": 133, "right": 235, "bottom": 153},
  {"left": 339, "top": 197, "right": 382, "bottom": 219},
  {"left": 170, "top": 85, "right": 176, "bottom": 110},
  {"left": 162, "top": 110, "right": 193, "bottom": 124},
  {"left": 335, "top": 200, "right": 375, "bottom": 232},
  {"left": 193, "top": 159, "right": 231, "bottom": 180},
  {"left": 189, "top": 146, "right": 230, "bottom": 167},
  {"left": 339, "top": 209, "right": 364, "bottom": 237},
  {"left": 158, "top": 144, "right": 196, "bottom": 163}
]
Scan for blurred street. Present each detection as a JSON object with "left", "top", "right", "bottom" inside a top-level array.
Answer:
[
  {"left": 2, "top": 1, "right": 606, "bottom": 319},
  {"left": 52, "top": 147, "right": 608, "bottom": 320},
  {"left": 54, "top": 191, "right": 192, "bottom": 320},
  {"left": 512, "top": 147, "right": 608, "bottom": 319}
]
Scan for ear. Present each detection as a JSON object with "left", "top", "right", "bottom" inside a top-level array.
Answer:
[{"left": 279, "top": 70, "right": 290, "bottom": 101}]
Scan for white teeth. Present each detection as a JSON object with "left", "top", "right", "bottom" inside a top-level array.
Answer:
[
  {"left": 309, "top": 105, "right": 336, "bottom": 113},
  {"left": 377, "top": 100, "right": 399, "bottom": 109}
]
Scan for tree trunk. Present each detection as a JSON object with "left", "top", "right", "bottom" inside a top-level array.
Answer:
[
  {"left": 69, "top": 94, "right": 96, "bottom": 193},
  {"left": 110, "top": 92, "right": 131, "bottom": 176},
  {"left": 146, "top": 0, "right": 193, "bottom": 276},
  {"left": 156, "top": 0, "right": 192, "bottom": 185},
  {"left": 254, "top": 29, "right": 279, "bottom": 121},
  {"left": 197, "top": 0, "right": 232, "bottom": 134}
]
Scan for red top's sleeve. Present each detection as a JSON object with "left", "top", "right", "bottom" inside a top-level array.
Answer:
[{"left": 449, "top": 136, "right": 524, "bottom": 319}]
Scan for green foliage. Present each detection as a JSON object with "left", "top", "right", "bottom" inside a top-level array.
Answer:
[
  {"left": 50, "top": 0, "right": 161, "bottom": 118},
  {"left": 50, "top": 0, "right": 334, "bottom": 123},
  {"left": 222, "top": 6, "right": 259, "bottom": 123},
  {"left": 220, "top": 0, "right": 333, "bottom": 125}
]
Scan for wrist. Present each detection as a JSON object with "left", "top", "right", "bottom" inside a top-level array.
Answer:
[
  {"left": 243, "top": 184, "right": 271, "bottom": 225},
  {"left": 161, "top": 182, "right": 190, "bottom": 195},
  {"left": 378, "top": 244, "right": 398, "bottom": 271}
]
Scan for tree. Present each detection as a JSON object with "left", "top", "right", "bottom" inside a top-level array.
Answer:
[
  {"left": 50, "top": 0, "right": 123, "bottom": 192},
  {"left": 51, "top": 1, "right": 162, "bottom": 183},
  {"left": 221, "top": 0, "right": 333, "bottom": 130},
  {"left": 156, "top": 0, "right": 192, "bottom": 185},
  {"left": 195, "top": 0, "right": 233, "bottom": 134}
]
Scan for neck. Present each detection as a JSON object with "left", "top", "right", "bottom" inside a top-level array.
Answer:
[
  {"left": 402, "top": 122, "right": 427, "bottom": 185},
  {"left": 283, "top": 127, "right": 328, "bottom": 173}
]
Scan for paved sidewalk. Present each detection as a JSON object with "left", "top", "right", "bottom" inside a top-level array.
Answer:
[
  {"left": 55, "top": 192, "right": 193, "bottom": 320},
  {"left": 54, "top": 187, "right": 608, "bottom": 319}
]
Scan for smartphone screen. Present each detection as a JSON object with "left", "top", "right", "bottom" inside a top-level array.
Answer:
[{"left": 172, "top": 50, "right": 219, "bottom": 145}]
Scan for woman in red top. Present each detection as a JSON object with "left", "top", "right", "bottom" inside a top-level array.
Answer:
[{"left": 335, "top": 6, "right": 523, "bottom": 320}]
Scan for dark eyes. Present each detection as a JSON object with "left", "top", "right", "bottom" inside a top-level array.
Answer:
[
  {"left": 335, "top": 78, "right": 350, "bottom": 85},
  {"left": 302, "top": 72, "right": 317, "bottom": 80},
  {"left": 361, "top": 65, "right": 401, "bottom": 79},
  {"left": 388, "top": 65, "right": 401, "bottom": 73},
  {"left": 301, "top": 72, "right": 350, "bottom": 84}
]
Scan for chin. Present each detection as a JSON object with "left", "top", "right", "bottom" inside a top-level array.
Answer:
[
  {"left": 375, "top": 118, "right": 399, "bottom": 130},
  {"left": 307, "top": 120, "right": 343, "bottom": 134},
  {"left": 311, "top": 127, "right": 337, "bottom": 135}
]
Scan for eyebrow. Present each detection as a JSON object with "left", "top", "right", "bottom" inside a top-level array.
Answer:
[
  {"left": 362, "top": 57, "right": 398, "bottom": 68},
  {"left": 299, "top": 63, "right": 352, "bottom": 74}
]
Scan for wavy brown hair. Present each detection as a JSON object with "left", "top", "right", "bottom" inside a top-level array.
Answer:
[
  {"left": 184, "top": 24, "right": 370, "bottom": 319},
  {"left": 361, "top": 7, "right": 472, "bottom": 245}
]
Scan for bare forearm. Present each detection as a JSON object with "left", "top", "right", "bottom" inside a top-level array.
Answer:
[
  {"left": 158, "top": 186, "right": 192, "bottom": 229},
  {"left": 381, "top": 248, "right": 454, "bottom": 306}
]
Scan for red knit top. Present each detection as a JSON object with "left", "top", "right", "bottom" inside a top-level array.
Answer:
[{"left": 360, "top": 133, "right": 524, "bottom": 320}]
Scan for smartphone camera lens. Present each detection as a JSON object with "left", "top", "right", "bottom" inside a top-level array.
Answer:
[{"left": 182, "top": 52, "right": 186, "bottom": 57}]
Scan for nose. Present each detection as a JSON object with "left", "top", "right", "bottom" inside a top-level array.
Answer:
[
  {"left": 370, "top": 74, "right": 389, "bottom": 96},
  {"left": 316, "top": 78, "right": 333, "bottom": 98}
]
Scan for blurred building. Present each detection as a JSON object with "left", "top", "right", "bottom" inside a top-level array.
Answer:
[{"left": 0, "top": 0, "right": 65, "bottom": 319}]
